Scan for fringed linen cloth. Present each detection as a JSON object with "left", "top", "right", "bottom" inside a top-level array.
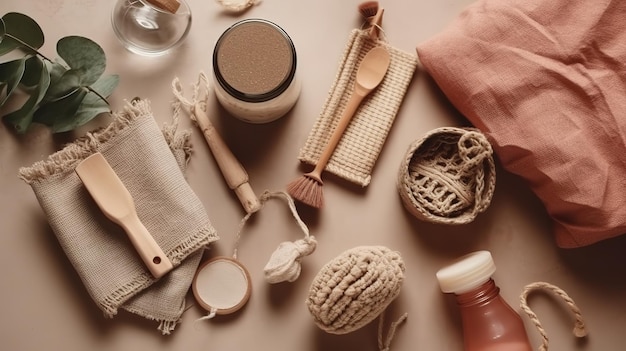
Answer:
[{"left": 19, "top": 99, "right": 218, "bottom": 334}]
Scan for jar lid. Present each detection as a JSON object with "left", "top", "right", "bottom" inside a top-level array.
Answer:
[
  {"left": 213, "top": 19, "right": 297, "bottom": 103},
  {"left": 192, "top": 256, "right": 252, "bottom": 315},
  {"left": 436, "top": 250, "right": 496, "bottom": 294}
]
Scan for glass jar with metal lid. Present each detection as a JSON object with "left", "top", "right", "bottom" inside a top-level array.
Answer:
[{"left": 212, "top": 18, "right": 301, "bottom": 123}]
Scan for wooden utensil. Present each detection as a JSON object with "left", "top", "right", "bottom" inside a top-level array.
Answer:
[
  {"left": 75, "top": 152, "right": 174, "bottom": 279},
  {"left": 191, "top": 104, "right": 261, "bottom": 214},
  {"left": 286, "top": 45, "right": 391, "bottom": 208}
]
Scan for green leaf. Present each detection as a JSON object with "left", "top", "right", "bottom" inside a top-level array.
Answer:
[
  {"left": 0, "top": 18, "right": 6, "bottom": 42},
  {"left": 72, "top": 96, "right": 111, "bottom": 129},
  {"left": 45, "top": 59, "right": 67, "bottom": 87},
  {"left": 4, "top": 58, "right": 50, "bottom": 133},
  {"left": 69, "top": 74, "right": 119, "bottom": 128},
  {"left": 0, "top": 13, "right": 45, "bottom": 56},
  {"left": 21, "top": 55, "right": 43, "bottom": 87},
  {"left": 57, "top": 36, "right": 105, "bottom": 86},
  {"left": 42, "top": 69, "right": 81, "bottom": 102},
  {"left": 90, "top": 74, "right": 119, "bottom": 97},
  {"left": 33, "top": 87, "right": 88, "bottom": 133},
  {"left": 0, "top": 58, "right": 26, "bottom": 107}
]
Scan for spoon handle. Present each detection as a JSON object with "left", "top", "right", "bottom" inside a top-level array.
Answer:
[{"left": 312, "top": 91, "right": 366, "bottom": 174}]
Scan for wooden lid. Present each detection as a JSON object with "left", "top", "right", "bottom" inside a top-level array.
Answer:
[{"left": 213, "top": 19, "right": 297, "bottom": 102}]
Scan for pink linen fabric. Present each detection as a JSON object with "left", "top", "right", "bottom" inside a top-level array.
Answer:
[{"left": 417, "top": 0, "right": 626, "bottom": 247}]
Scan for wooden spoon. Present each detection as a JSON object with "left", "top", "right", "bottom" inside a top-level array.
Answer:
[
  {"left": 75, "top": 152, "right": 174, "bottom": 279},
  {"left": 287, "top": 45, "right": 391, "bottom": 208},
  {"left": 311, "top": 46, "right": 390, "bottom": 178}
]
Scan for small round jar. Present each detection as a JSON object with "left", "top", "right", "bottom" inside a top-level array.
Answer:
[{"left": 212, "top": 19, "right": 300, "bottom": 123}]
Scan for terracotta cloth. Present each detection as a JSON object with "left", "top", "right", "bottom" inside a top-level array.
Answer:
[
  {"left": 19, "top": 100, "right": 218, "bottom": 333},
  {"left": 417, "top": 0, "right": 626, "bottom": 248}
]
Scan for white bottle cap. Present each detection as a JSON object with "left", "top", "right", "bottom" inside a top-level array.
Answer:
[{"left": 436, "top": 250, "right": 496, "bottom": 294}]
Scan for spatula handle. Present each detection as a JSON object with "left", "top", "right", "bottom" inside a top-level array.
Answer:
[{"left": 121, "top": 215, "right": 174, "bottom": 279}]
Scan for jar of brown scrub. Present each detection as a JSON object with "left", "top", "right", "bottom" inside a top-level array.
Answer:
[{"left": 212, "top": 19, "right": 301, "bottom": 123}]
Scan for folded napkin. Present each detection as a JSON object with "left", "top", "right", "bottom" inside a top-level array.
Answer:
[
  {"left": 19, "top": 100, "right": 218, "bottom": 334},
  {"left": 417, "top": 0, "right": 626, "bottom": 247}
]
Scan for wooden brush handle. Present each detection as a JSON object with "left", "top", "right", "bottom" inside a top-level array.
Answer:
[
  {"left": 121, "top": 214, "right": 174, "bottom": 279},
  {"left": 193, "top": 105, "right": 261, "bottom": 213},
  {"left": 314, "top": 91, "right": 366, "bottom": 173}
]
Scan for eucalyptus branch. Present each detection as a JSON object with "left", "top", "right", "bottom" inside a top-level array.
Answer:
[
  {"left": 86, "top": 86, "right": 112, "bottom": 110},
  {"left": 6, "top": 33, "right": 52, "bottom": 62},
  {"left": 1, "top": 12, "right": 119, "bottom": 133}
]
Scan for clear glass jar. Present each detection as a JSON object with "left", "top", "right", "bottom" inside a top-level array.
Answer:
[
  {"left": 111, "top": 0, "right": 192, "bottom": 57},
  {"left": 212, "top": 19, "right": 301, "bottom": 123}
]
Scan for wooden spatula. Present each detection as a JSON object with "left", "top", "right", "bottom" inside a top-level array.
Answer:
[{"left": 75, "top": 152, "right": 174, "bottom": 279}]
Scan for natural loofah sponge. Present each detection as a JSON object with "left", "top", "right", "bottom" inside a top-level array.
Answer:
[{"left": 305, "top": 246, "right": 405, "bottom": 334}]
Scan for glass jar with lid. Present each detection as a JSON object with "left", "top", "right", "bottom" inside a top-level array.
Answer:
[{"left": 212, "top": 19, "right": 301, "bottom": 123}]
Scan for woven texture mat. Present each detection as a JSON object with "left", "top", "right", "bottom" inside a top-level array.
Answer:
[
  {"left": 18, "top": 100, "right": 218, "bottom": 334},
  {"left": 297, "top": 29, "right": 418, "bottom": 187}
]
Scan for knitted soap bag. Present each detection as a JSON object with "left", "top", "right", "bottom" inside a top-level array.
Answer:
[{"left": 397, "top": 127, "right": 496, "bottom": 225}]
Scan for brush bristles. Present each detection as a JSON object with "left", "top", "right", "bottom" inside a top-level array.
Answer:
[
  {"left": 286, "top": 175, "right": 324, "bottom": 209},
  {"left": 358, "top": 1, "right": 379, "bottom": 18}
]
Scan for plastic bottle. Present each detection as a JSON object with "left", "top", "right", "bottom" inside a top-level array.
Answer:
[{"left": 436, "top": 250, "right": 533, "bottom": 351}]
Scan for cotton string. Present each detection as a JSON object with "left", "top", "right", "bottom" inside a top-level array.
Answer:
[
  {"left": 173, "top": 75, "right": 316, "bottom": 284},
  {"left": 215, "top": 0, "right": 260, "bottom": 12},
  {"left": 519, "top": 282, "right": 588, "bottom": 351},
  {"left": 194, "top": 307, "right": 218, "bottom": 324},
  {"left": 378, "top": 311, "right": 408, "bottom": 351},
  {"left": 232, "top": 190, "right": 317, "bottom": 284},
  {"left": 171, "top": 72, "right": 209, "bottom": 118}
]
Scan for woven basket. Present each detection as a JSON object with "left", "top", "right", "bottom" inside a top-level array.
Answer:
[{"left": 397, "top": 127, "right": 496, "bottom": 225}]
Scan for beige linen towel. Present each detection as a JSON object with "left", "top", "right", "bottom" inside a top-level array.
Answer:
[
  {"left": 298, "top": 29, "right": 418, "bottom": 187},
  {"left": 19, "top": 99, "right": 218, "bottom": 334}
]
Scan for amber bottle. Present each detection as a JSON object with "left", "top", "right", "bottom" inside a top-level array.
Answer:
[{"left": 436, "top": 250, "right": 533, "bottom": 351}]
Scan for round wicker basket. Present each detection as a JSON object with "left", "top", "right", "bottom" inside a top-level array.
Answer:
[{"left": 397, "top": 127, "right": 496, "bottom": 225}]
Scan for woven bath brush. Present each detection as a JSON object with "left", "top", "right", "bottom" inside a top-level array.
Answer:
[
  {"left": 306, "top": 246, "right": 407, "bottom": 350},
  {"left": 397, "top": 127, "right": 496, "bottom": 225}
]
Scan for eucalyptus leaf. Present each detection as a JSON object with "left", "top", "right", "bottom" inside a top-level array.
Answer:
[
  {"left": 0, "top": 12, "right": 45, "bottom": 56},
  {"left": 0, "top": 58, "right": 26, "bottom": 107},
  {"left": 57, "top": 36, "right": 105, "bottom": 86},
  {"left": 34, "top": 87, "right": 87, "bottom": 132},
  {"left": 72, "top": 96, "right": 111, "bottom": 129},
  {"left": 0, "top": 18, "right": 6, "bottom": 42},
  {"left": 21, "top": 55, "right": 42, "bottom": 87},
  {"left": 42, "top": 69, "right": 82, "bottom": 102},
  {"left": 4, "top": 59, "right": 50, "bottom": 133},
  {"left": 90, "top": 74, "right": 119, "bottom": 97},
  {"left": 46, "top": 59, "right": 67, "bottom": 85},
  {"left": 70, "top": 74, "right": 120, "bottom": 127}
]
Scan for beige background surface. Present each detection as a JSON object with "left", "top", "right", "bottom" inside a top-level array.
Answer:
[{"left": 1, "top": 0, "right": 625, "bottom": 350}]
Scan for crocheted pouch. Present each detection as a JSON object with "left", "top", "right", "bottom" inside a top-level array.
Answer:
[
  {"left": 397, "top": 127, "right": 496, "bottom": 225},
  {"left": 297, "top": 28, "right": 418, "bottom": 187}
]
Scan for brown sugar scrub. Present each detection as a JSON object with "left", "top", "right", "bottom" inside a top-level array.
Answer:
[{"left": 212, "top": 19, "right": 300, "bottom": 123}]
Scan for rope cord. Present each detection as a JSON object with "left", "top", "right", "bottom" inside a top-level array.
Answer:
[
  {"left": 377, "top": 311, "right": 408, "bottom": 351},
  {"left": 520, "top": 282, "right": 588, "bottom": 351}
]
